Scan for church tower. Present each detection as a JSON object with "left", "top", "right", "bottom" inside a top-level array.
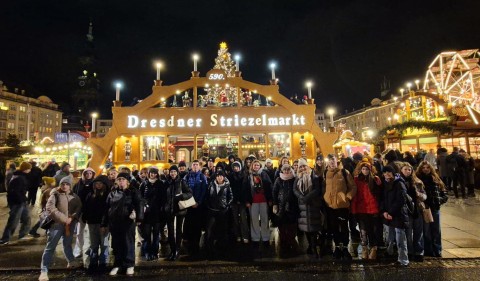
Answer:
[{"left": 72, "top": 21, "right": 100, "bottom": 121}]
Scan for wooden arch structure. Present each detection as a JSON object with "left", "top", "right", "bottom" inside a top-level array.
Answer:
[{"left": 88, "top": 70, "right": 337, "bottom": 172}]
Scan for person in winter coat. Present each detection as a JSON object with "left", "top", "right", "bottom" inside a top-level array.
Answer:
[
  {"left": 403, "top": 152, "right": 417, "bottom": 168},
  {"left": 436, "top": 146, "right": 450, "bottom": 189},
  {"left": 313, "top": 155, "right": 326, "bottom": 178},
  {"left": 274, "top": 157, "right": 290, "bottom": 181},
  {"left": 244, "top": 159, "right": 273, "bottom": 248},
  {"left": 459, "top": 149, "right": 476, "bottom": 197},
  {"left": 27, "top": 161, "right": 43, "bottom": 206},
  {"left": 54, "top": 162, "right": 73, "bottom": 187},
  {"left": 139, "top": 167, "right": 165, "bottom": 261},
  {"left": 399, "top": 162, "right": 427, "bottom": 262},
  {"left": 380, "top": 166, "right": 409, "bottom": 267},
  {"left": 38, "top": 177, "right": 82, "bottom": 281},
  {"left": 103, "top": 172, "right": 144, "bottom": 276},
  {"left": 323, "top": 154, "right": 356, "bottom": 260},
  {"left": 351, "top": 160, "right": 382, "bottom": 260},
  {"left": 83, "top": 175, "right": 110, "bottom": 273},
  {"left": 264, "top": 159, "right": 276, "bottom": 183},
  {"left": 72, "top": 167, "right": 96, "bottom": 259},
  {"left": 416, "top": 161, "right": 448, "bottom": 257},
  {"left": 164, "top": 165, "right": 193, "bottom": 261},
  {"left": 424, "top": 149, "right": 437, "bottom": 170},
  {"left": 228, "top": 161, "right": 249, "bottom": 244},
  {"left": 293, "top": 159, "right": 324, "bottom": 258},
  {"left": 272, "top": 164, "right": 298, "bottom": 254},
  {"left": 446, "top": 147, "right": 467, "bottom": 198},
  {"left": 42, "top": 159, "right": 60, "bottom": 178},
  {"left": 29, "top": 177, "right": 56, "bottom": 237},
  {"left": 205, "top": 170, "right": 233, "bottom": 258},
  {"left": 383, "top": 149, "right": 401, "bottom": 173},
  {"left": 5, "top": 163, "right": 16, "bottom": 191},
  {"left": 183, "top": 160, "right": 208, "bottom": 256},
  {"left": 0, "top": 162, "right": 32, "bottom": 245}
]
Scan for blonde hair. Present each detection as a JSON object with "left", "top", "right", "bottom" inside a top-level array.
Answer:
[{"left": 415, "top": 160, "right": 445, "bottom": 190}]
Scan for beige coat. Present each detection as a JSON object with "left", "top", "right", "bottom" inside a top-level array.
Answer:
[
  {"left": 323, "top": 168, "right": 357, "bottom": 209},
  {"left": 46, "top": 189, "right": 82, "bottom": 224}
]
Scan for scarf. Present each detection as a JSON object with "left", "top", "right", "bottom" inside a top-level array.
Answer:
[
  {"left": 296, "top": 167, "right": 312, "bottom": 194},
  {"left": 279, "top": 169, "right": 295, "bottom": 181}
]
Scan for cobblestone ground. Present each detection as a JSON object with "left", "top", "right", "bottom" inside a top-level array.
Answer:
[{"left": 2, "top": 259, "right": 480, "bottom": 281}]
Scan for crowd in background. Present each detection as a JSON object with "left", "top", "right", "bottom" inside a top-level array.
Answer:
[{"left": 0, "top": 145, "right": 478, "bottom": 280}]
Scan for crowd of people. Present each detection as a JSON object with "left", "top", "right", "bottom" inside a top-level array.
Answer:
[{"left": 0, "top": 145, "right": 477, "bottom": 280}]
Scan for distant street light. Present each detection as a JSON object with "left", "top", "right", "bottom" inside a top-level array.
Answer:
[
  {"left": 305, "top": 81, "right": 313, "bottom": 99},
  {"left": 270, "top": 62, "right": 276, "bottom": 80},
  {"left": 115, "top": 82, "right": 122, "bottom": 101},
  {"left": 327, "top": 107, "right": 335, "bottom": 127},
  {"left": 91, "top": 112, "right": 98, "bottom": 133}
]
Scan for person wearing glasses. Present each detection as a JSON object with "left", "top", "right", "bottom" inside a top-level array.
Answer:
[{"left": 104, "top": 173, "right": 144, "bottom": 276}]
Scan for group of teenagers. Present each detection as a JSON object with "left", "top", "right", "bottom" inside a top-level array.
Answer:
[{"left": 34, "top": 151, "right": 449, "bottom": 280}]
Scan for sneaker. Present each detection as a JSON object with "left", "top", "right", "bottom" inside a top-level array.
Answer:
[
  {"left": 243, "top": 239, "right": 249, "bottom": 244},
  {"left": 0, "top": 240, "right": 9, "bottom": 245},
  {"left": 38, "top": 272, "right": 49, "bottom": 281},
  {"left": 126, "top": 266, "right": 135, "bottom": 276},
  {"left": 67, "top": 260, "right": 81, "bottom": 269},
  {"left": 236, "top": 237, "right": 242, "bottom": 243},
  {"left": 109, "top": 267, "right": 120, "bottom": 276},
  {"left": 29, "top": 233, "right": 41, "bottom": 238}
]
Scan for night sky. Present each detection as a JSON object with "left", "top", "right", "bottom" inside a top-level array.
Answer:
[{"left": 1, "top": 0, "right": 479, "bottom": 119}]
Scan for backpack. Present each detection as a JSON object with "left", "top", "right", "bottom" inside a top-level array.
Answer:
[{"left": 323, "top": 168, "right": 348, "bottom": 183}]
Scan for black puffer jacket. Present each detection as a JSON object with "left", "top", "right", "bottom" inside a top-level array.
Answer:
[
  {"left": 205, "top": 178, "right": 233, "bottom": 213},
  {"left": 272, "top": 176, "right": 298, "bottom": 225},
  {"left": 293, "top": 173, "right": 324, "bottom": 232},
  {"left": 103, "top": 187, "right": 144, "bottom": 227},
  {"left": 228, "top": 171, "right": 245, "bottom": 204},
  {"left": 7, "top": 171, "right": 29, "bottom": 205},
  {"left": 380, "top": 175, "right": 409, "bottom": 229},
  {"left": 139, "top": 179, "right": 165, "bottom": 223},
  {"left": 83, "top": 189, "right": 109, "bottom": 224},
  {"left": 164, "top": 176, "right": 193, "bottom": 216}
]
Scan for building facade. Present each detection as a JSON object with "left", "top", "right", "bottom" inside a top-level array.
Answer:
[
  {"left": 0, "top": 81, "right": 62, "bottom": 143},
  {"left": 334, "top": 97, "right": 397, "bottom": 141}
]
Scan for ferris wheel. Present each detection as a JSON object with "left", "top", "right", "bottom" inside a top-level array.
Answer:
[{"left": 423, "top": 49, "right": 480, "bottom": 115}]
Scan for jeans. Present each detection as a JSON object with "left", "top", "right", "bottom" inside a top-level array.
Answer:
[
  {"left": 249, "top": 202, "right": 270, "bottom": 242},
  {"left": 388, "top": 226, "right": 409, "bottom": 265},
  {"left": 424, "top": 209, "right": 442, "bottom": 256},
  {"left": 142, "top": 222, "right": 161, "bottom": 257},
  {"left": 205, "top": 210, "right": 228, "bottom": 253},
  {"left": 73, "top": 221, "right": 88, "bottom": 258},
  {"left": 1, "top": 203, "right": 31, "bottom": 241},
  {"left": 40, "top": 223, "right": 76, "bottom": 273},
  {"left": 231, "top": 202, "right": 249, "bottom": 240},
  {"left": 87, "top": 224, "right": 110, "bottom": 265},
  {"left": 407, "top": 212, "right": 424, "bottom": 255}
]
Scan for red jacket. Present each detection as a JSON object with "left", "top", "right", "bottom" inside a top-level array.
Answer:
[{"left": 351, "top": 176, "right": 380, "bottom": 215}]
